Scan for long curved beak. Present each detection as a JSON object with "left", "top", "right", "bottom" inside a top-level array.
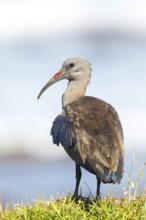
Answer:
[{"left": 37, "top": 68, "right": 66, "bottom": 99}]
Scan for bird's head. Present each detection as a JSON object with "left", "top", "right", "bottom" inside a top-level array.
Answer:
[{"left": 37, "top": 57, "right": 92, "bottom": 99}]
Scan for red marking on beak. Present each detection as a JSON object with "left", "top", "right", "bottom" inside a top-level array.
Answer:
[{"left": 52, "top": 70, "right": 62, "bottom": 79}]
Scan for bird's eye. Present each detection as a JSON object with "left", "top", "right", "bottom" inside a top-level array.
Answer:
[{"left": 69, "top": 63, "right": 74, "bottom": 68}]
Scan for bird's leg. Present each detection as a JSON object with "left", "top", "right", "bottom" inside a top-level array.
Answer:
[
  {"left": 96, "top": 176, "right": 101, "bottom": 199},
  {"left": 73, "top": 164, "right": 82, "bottom": 198}
]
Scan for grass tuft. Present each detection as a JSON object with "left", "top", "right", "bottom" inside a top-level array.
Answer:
[{"left": 0, "top": 194, "right": 146, "bottom": 220}]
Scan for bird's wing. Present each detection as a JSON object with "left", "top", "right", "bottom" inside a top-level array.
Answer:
[
  {"left": 65, "top": 96, "right": 124, "bottom": 174},
  {"left": 50, "top": 114, "right": 76, "bottom": 148}
]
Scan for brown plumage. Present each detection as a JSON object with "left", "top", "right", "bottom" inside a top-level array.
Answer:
[{"left": 37, "top": 57, "right": 124, "bottom": 198}]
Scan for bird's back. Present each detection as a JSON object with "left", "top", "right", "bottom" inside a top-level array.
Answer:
[{"left": 51, "top": 96, "right": 124, "bottom": 184}]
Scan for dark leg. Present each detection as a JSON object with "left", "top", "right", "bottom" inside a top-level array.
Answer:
[
  {"left": 96, "top": 176, "right": 101, "bottom": 198},
  {"left": 74, "top": 164, "right": 82, "bottom": 198}
]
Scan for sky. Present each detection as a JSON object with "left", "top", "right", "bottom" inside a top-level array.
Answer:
[
  {"left": 1, "top": 0, "right": 146, "bottom": 41},
  {"left": 0, "top": 0, "right": 146, "bottom": 160}
]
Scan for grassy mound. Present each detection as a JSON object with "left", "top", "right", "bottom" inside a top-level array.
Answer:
[{"left": 0, "top": 194, "right": 146, "bottom": 220}]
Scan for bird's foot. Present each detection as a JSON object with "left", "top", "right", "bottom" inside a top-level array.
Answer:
[
  {"left": 95, "top": 195, "right": 101, "bottom": 200},
  {"left": 71, "top": 193, "right": 81, "bottom": 201}
]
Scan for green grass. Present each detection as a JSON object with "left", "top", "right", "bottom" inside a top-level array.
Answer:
[
  {"left": 0, "top": 194, "right": 146, "bottom": 220},
  {"left": 0, "top": 157, "right": 146, "bottom": 220}
]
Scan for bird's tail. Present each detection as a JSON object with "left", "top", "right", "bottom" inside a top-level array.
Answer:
[{"left": 104, "top": 154, "right": 124, "bottom": 184}]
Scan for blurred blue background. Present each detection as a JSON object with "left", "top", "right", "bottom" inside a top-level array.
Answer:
[{"left": 0, "top": 0, "right": 146, "bottom": 207}]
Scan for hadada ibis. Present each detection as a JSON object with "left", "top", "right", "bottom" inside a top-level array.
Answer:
[{"left": 37, "top": 57, "right": 124, "bottom": 198}]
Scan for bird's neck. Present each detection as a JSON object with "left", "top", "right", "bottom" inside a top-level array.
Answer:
[{"left": 62, "top": 79, "right": 89, "bottom": 108}]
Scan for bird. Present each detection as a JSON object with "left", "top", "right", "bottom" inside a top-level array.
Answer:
[{"left": 37, "top": 57, "right": 124, "bottom": 198}]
